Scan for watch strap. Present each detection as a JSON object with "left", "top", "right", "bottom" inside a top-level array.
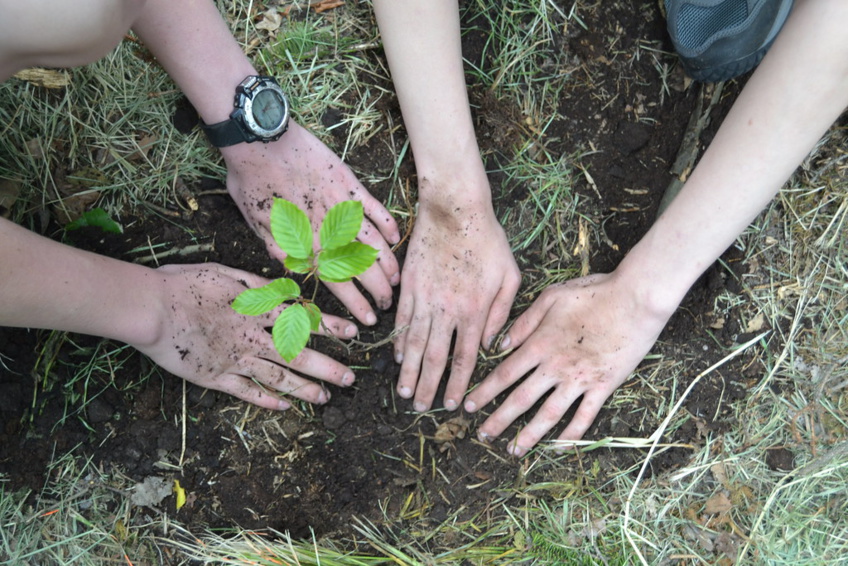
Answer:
[{"left": 200, "top": 117, "right": 251, "bottom": 148}]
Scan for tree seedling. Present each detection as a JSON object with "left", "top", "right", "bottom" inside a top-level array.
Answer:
[{"left": 231, "top": 198, "right": 377, "bottom": 363}]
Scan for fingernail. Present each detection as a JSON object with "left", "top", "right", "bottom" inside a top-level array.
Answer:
[
  {"left": 464, "top": 399, "right": 477, "bottom": 412},
  {"left": 319, "top": 390, "right": 331, "bottom": 404},
  {"left": 395, "top": 352, "right": 404, "bottom": 364},
  {"left": 485, "top": 335, "right": 494, "bottom": 350},
  {"left": 345, "top": 325, "right": 357, "bottom": 338},
  {"left": 365, "top": 312, "right": 377, "bottom": 326},
  {"left": 444, "top": 399, "right": 457, "bottom": 411},
  {"left": 342, "top": 372, "right": 355, "bottom": 386},
  {"left": 508, "top": 443, "right": 525, "bottom": 457},
  {"left": 413, "top": 401, "right": 427, "bottom": 412},
  {"left": 500, "top": 336, "right": 511, "bottom": 350},
  {"left": 278, "top": 399, "right": 291, "bottom": 410},
  {"left": 398, "top": 386, "right": 412, "bottom": 398},
  {"left": 477, "top": 431, "right": 491, "bottom": 443},
  {"left": 390, "top": 272, "right": 400, "bottom": 285}
]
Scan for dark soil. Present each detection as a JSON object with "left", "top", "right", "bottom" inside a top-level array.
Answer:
[{"left": 1, "top": 0, "right": 768, "bottom": 547}]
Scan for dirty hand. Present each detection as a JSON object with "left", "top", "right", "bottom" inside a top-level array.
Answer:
[
  {"left": 131, "top": 263, "right": 359, "bottom": 409},
  {"left": 464, "top": 271, "right": 672, "bottom": 456},
  {"left": 222, "top": 121, "right": 401, "bottom": 325},
  {"left": 395, "top": 202, "right": 521, "bottom": 413}
]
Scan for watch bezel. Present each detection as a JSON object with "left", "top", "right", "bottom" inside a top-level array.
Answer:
[{"left": 236, "top": 76, "right": 290, "bottom": 142}]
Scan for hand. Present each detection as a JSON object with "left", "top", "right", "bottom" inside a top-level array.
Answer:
[
  {"left": 222, "top": 121, "right": 401, "bottom": 325},
  {"left": 464, "top": 271, "right": 672, "bottom": 456},
  {"left": 394, "top": 201, "right": 521, "bottom": 412},
  {"left": 131, "top": 263, "right": 360, "bottom": 409}
]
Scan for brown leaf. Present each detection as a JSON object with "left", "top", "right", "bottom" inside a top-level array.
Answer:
[
  {"left": 0, "top": 178, "right": 21, "bottom": 218},
  {"left": 434, "top": 416, "right": 470, "bottom": 452},
  {"left": 312, "top": 0, "right": 344, "bottom": 13},
  {"left": 746, "top": 312, "right": 766, "bottom": 333},
  {"left": 126, "top": 133, "right": 158, "bottom": 163},
  {"left": 52, "top": 166, "right": 108, "bottom": 224},
  {"left": 255, "top": 8, "right": 283, "bottom": 31},
  {"left": 710, "top": 462, "right": 728, "bottom": 487},
  {"left": 704, "top": 491, "right": 732, "bottom": 515}
]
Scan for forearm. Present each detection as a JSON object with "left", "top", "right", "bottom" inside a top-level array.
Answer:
[
  {"left": 620, "top": 0, "right": 848, "bottom": 313},
  {"left": 131, "top": 0, "right": 270, "bottom": 168},
  {"left": 0, "top": 218, "right": 164, "bottom": 346},
  {"left": 372, "top": 0, "right": 489, "bottom": 207},
  {"left": 131, "top": 0, "right": 254, "bottom": 126}
]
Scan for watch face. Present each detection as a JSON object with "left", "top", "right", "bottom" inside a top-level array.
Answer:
[{"left": 251, "top": 89, "right": 286, "bottom": 130}]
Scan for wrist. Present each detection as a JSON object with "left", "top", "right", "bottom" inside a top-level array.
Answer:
[
  {"left": 614, "top": 237, "right": 701, "bottom": 322},
  {"left": 414, "top": 154, "right": 493, "bottom": 211},
  {"left": 100, "top": 266, "right": 170, "bottom": 349},
  {"left": 218, "top": 119, "right": 304, "bottom": 164}
]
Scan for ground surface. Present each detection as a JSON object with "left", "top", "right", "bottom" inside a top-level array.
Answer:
[{"left": 0, "top": 0, "right": 769, "bottom": 546}]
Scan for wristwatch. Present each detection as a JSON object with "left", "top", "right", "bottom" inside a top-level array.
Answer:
[{"left": 201, "top": 75, "right": 290, "bottom": 147}]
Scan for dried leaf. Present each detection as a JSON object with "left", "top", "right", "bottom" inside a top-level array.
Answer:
[
  {"left": 704, "top": 491, "right": 732, "bottom": 514},
  {"left": 434, "top": 416, "right": 470, "bottom": 452},
  {"left": 0, "top": 178, "right": 21, "bottom": 218},
  {"left": 256, "top": 8, "right": 283, "bottom": 31},
  {"left": 711, "top": 462, "right": 728, "bottom": 486},
  {"left": 130, "top": 476, "right": 171, "bottom": 507},
  {"left": 710, "top": 317, "right": 726, "bottom": 329},
  {"left": 746, "top": 312, "right": 765, "bottom": 333},
  {"left": 53, "top": 191, "right": 100, "bottom": 225},
  {"left": 714, "top": 532, "right": 740, "bottom": 562},
  {"left": 312, "top": 0, "right": 345, "bottom": 13},
  {"left": 126, "top": 132, "right": 158, "bottom": 163},
  {"left": 572, "top": 217, "right": 591, "bottom": 276}
]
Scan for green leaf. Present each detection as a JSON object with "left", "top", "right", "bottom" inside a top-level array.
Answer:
[
  {"left": 316, "top": 241, "right": 379, "bottom": 283},
  {"left": 320, "top": 200, "right": 363, "bottom": 250},
  {"left": 270, "top": 198, "right": 312, "bottom": 259},
  {"left": 272, "top": 304, "right": 311, "bottom": 363},
  {"left": 283, "top": 255, "right": 313, "bottom": 274},
  {"left": 303, "top": 302, "right": 322, "bottom": 332},
  {"left": 64, "top": 208, "right": 123, "bottom": 234},
  {"left": 231, "top": 278, "right": 300, "bottom": 316}
]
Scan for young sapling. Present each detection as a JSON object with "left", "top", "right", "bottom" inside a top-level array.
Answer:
[{"left": 231, "top": 198, "right": 378, "bottom": 363}]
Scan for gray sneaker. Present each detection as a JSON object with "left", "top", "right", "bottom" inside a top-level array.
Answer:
[{"left": 666, "top": 0, "right": 794, "bottom": 82}]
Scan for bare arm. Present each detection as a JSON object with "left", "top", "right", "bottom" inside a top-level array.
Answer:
[
  {"left": 466, "top": 0, "right": 848, "bottom": 455},
  {"left": 131, "top": 0, "right": 401, "bottom": 325},
  {"left": 0, "top": 0, "right": 379, "bottom": 406},
  {"left": 372, "top": 0, "right": 521, "bottom": 412},
  {"left": 0, "top": 217, "right": 358, "bottom": 407}
]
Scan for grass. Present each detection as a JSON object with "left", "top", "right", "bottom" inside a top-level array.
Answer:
[
  {"left": 2, "top": 0, "right": 847, "bottom": 564},
  {"left": 0, "top": 452, "right": 161, "bottom": 564}
]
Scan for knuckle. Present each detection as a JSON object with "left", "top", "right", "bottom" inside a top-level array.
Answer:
[
  {"left": 406, "top": 334, "right": 428, "bottom": 351},
  {"left": 511, "top": 388, "right": 536, "bottom": 408},
  {"left": 450, "top": 354, "right": 472, "bottom": 373},
  {"left": 539, "top": 402, "right": 564, "bottom": 423},
  {"left": 423, "top": 347, "right": 447, "bottom": 367}
]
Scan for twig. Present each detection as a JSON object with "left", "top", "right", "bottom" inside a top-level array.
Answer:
[
  {"left": 347, "top": 325, "right": 408, "bottom": 352},
  {"left": 133, "top": 242, "right": 215, "bottom": 264},
  {"left": 179, "top": 379, "right": 187, "bottom": 469},
  {"left": 657, "top": 82, "right": 724, "bottom": 216}
]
